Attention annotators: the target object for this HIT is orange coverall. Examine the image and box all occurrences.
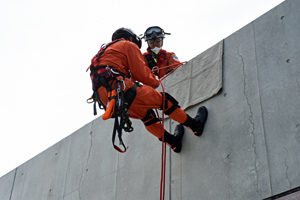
[92,39,188,146]
[143,47,181,79]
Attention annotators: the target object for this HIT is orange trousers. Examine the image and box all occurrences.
[97,78,187,139]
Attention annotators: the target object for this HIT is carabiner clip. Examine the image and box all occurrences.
[122,80,126,91]
[111,68,120,75]
[87,96,94,104]
[116,79,126,92]
[152,66,159,74]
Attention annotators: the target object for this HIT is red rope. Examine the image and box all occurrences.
[155,80,166,200]
[152,61,187,81]
[152,62,185,200]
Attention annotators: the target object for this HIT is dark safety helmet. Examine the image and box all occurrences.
[112,27,142,49]
[142,26,170,41]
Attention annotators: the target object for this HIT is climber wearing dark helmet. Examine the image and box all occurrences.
[88,27,208,153]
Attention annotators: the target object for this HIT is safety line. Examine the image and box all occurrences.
[156,80,166,200]
[153,62,185,200]
[152,61,187,81]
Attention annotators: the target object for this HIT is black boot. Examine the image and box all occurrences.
[172,124,184,153]
[183,106,208,136]
[159,125,184,153]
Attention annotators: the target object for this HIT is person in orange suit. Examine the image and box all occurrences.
[142,26,181,79]
[90,27,208,153]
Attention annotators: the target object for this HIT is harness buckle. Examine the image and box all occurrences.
[105,65,112,77]
[101,43,107,50]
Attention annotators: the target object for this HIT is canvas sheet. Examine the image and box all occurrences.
[160,40,223,111]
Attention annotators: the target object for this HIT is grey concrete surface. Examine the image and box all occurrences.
[1,0,300,199]
[0,169,16,200]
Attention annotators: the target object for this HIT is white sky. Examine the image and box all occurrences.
[0,0,284,178]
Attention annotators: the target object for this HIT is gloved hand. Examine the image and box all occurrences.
[152,76,160,89]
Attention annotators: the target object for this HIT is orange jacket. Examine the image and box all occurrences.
[142,48,181,79]
[92,39,159,89]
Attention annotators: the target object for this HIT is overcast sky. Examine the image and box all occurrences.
[0,0,284,178]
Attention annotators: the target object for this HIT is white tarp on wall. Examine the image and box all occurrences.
[161,40,223,110]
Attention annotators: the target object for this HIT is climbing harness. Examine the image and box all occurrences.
[144,50,167,75]
[86,39,137,153]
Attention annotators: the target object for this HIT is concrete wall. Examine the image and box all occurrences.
[1,0,300,199]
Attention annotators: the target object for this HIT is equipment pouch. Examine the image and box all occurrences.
[102,89,117,120]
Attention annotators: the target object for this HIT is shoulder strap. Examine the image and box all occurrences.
[145,53,157,71]
[92,39,123,65]
[86,39,123,72]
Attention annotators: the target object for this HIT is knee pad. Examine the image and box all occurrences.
[141,109,160,127]
[160,92,180,115]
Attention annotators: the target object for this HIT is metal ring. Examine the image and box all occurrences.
[152,66,159,74]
